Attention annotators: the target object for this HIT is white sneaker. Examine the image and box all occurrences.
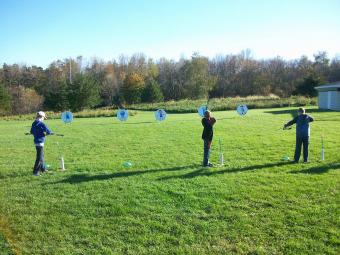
[33,173,40,176]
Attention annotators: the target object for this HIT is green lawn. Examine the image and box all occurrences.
[0,107,339,254]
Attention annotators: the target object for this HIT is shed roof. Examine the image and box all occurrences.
[315,82,340,90]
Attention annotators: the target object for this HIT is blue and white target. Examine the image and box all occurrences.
[61,111,73,123]
[237,105,248,116]
[155,109,167,121]
[198,105,208,117]
[117,109,128,121]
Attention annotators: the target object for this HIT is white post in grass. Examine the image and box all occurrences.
[219,138,224,166]
[321,136,325,161]
[219,152,224,166]
[60,156,65,171]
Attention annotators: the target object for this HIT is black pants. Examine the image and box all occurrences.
[294,136,309,162]
[33,146,45,174]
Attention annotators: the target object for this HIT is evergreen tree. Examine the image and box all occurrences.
[68,73,101,111]
[294,74,320,97]
[44,79,69,111]
[142,79,164,103]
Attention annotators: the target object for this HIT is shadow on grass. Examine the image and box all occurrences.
[112,121,155,125]
[289,163,340,174]
[47,164,201,184]
[216,117,235,121]
[88,121,156,126]
[158,161,293,180]
[44,161,338,184]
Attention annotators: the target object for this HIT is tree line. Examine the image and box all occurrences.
[0,50,339,115]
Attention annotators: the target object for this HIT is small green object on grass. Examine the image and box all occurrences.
[123,162,132,168]
[282,155,290,161]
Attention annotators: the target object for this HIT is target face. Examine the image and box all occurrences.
[198,105,208,117]
[155,109,167,121]
[61,111,73,123]
[237,105,248,116]
[117,109,128,121]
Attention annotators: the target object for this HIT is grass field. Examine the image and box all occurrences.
[0,107,339,254]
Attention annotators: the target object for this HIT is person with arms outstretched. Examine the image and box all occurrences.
[284,107,314,163]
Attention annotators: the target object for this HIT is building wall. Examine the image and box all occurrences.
[330,91,340,110]
[318,91,340,110]
[318,92,328,109]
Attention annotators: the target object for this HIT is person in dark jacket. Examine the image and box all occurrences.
[284,107,314,163]
[30,111,53,176]
[202,110,216,167]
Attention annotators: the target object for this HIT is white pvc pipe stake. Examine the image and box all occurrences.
[321,137,325,161]
[60,157,65,171]
[219,153,224,166]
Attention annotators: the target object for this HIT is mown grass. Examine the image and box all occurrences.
[0,107,339,254]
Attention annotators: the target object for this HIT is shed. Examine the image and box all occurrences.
[314,82,340,110]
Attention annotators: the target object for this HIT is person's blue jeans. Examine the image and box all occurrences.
[294,136,309,162]
[203,139,212,166]
[33,146,45,174]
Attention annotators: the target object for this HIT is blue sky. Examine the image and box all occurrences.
[1,0,340,67]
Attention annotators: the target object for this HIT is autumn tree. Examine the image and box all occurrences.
[122,72,145,104]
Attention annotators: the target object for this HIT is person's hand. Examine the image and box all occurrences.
[283,124,287,130]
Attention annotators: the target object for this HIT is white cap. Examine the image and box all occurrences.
[37,111,47,119]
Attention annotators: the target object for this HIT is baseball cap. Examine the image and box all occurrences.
[37,111,47,119]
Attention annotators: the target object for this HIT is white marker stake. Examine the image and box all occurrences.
[219,138,224,166]
[321,136,325,161]
[60,156,65,171]
[219,153,224,166]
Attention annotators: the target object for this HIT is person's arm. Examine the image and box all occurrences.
[211,117,216,126]
[309,115,314,123]
[42,123,52,135]
[284,116,297,129]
